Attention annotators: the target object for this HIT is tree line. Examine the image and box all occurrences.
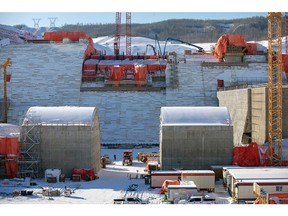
[14,16,287,43]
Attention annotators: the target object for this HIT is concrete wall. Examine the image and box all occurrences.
[0,43,269,145]
[0,43,85,123]
[217,89,251,146]
[251,87,267,144]
[160,125,233,170]
[218,86,288,146]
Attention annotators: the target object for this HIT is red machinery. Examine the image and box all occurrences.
[214,34,247,61]
[134,64,147,87]
[109,65,124,86]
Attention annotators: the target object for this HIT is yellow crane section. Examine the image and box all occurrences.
[267,12,283,166]
[0,58,12,123]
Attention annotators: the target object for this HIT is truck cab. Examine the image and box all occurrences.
[122,150,133,166]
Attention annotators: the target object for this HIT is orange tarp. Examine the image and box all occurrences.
[227,35,246,47]
[214,34,247,60]
[0,137,20,178]
[0,137,20,155]
[232,142,270,167]
[43,32,88,42]
[214,35,228,60]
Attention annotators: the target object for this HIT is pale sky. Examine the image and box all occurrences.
[0,12,267,28]
[0,0,285,27]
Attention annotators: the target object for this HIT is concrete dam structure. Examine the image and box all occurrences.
[0,41,269,145]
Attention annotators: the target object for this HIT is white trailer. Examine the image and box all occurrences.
[225,167,288,200]
[167,181,198,203]
[181,170,215,192]
[235,179,288,201]
[150,170,181,188]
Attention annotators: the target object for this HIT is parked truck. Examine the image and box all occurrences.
[113,197,148,204]
[145,160,160,174]
[122,150,133,166]
[178,195,216,204]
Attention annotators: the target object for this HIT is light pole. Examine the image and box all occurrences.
[1,58,12,123]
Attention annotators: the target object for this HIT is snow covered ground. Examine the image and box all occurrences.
[0,147,230,204]
[0,146,234,216]
[1,146,280,216]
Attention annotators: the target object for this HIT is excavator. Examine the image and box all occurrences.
[161,37,205,57]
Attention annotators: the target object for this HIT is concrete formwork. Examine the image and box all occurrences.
[160,107,234,170]
[218,86,288,146]
[217,88,251,146]
[21,106,101,177]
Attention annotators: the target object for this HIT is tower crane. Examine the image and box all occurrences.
[1,58,12,123]
[267,12,283,166]
[114,12,121,55]
[126,12,131,56]
[113,12,132,56]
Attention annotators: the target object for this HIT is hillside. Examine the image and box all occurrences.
[59,16,271,43]
[3,15,286,45]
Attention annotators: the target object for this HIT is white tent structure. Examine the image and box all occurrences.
[20,106,101,178]
[160,106,233,170]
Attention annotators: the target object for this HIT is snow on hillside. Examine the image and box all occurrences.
[92,36,215,56]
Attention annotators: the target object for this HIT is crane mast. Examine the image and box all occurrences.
[114,12,132,56]
[126,12,131,56]
[114,12,121,55]
[267,12,283,166]
[1,58,12,123]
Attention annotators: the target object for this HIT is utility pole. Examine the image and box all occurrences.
[1,58,12,123]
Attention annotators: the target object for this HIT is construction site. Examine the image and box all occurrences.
[1,12,288,206]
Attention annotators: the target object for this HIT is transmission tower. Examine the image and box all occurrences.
[32,18,41,29]
[126,12,131,55]
[48,17,57,28]
[114,12,132,55]
[267,12,283,166]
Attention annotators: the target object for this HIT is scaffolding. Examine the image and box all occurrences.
[17,114,41,179]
